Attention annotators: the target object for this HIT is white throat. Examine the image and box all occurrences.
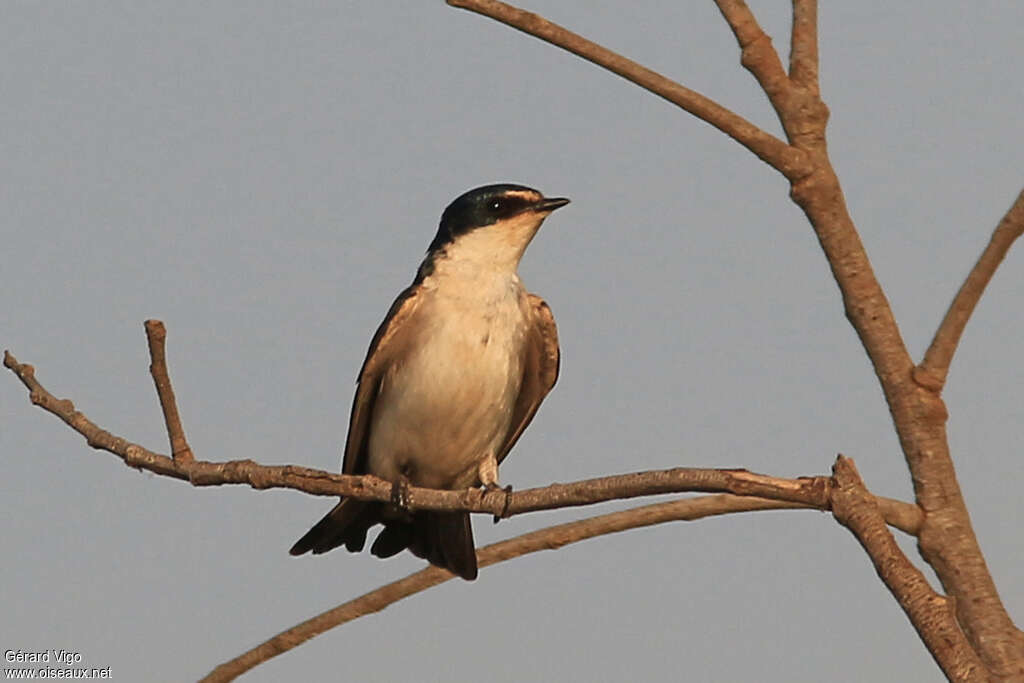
[434,211,545,275]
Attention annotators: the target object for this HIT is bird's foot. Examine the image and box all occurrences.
[390,476,411,512]
[476,453,511,522]
[487,484,513,524]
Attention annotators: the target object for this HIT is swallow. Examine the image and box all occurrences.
[290,183,569,580]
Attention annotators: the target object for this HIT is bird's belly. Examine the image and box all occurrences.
[366,298,526,489]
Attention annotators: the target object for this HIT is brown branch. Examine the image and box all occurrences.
[446,0,808,179]
[202,494,821,682]
[713,0,790,106]
[712,0,828,150]
[830,456,988,682]
[712,3,1021,668]
[144,319,194,464]
[6,338,928,680]
[918,187,1024,391]
[789,0,819,92]
[2,348,922,533]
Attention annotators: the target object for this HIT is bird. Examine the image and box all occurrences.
[290,183,568,580]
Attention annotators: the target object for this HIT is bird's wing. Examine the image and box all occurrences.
[496,294,560,464]
[341,284,423,475]
[289,282,426,557]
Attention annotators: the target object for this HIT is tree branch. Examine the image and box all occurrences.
[712,0,826,148]
[831,456,987,682]
[144,319,194,464]
[789,0,819,92]
[712,0,790,107]
[714,4,1022,668]
[446,0,808,178]
[6,332,931,680]
[2,346,922,533]
[918,187,1024,391]
[202,494,827,682]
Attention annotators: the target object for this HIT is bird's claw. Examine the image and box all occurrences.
[390,477,411,512]
[489,484,513,524]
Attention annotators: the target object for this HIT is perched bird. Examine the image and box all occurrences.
[290,183,568,580]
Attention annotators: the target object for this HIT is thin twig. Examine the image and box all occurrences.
[144,319,194,463]
[713,0,790,103]
[712,0,828,149]
[446,0,807,178]
[918,188,1024,391]
[202,494,819,682]
[830,456,987,681]
[789,0,819,92]
[2,349,922,532]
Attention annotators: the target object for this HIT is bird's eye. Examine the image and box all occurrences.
[489,200,503,213]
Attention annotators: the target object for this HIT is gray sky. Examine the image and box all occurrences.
[3,2,1022,681]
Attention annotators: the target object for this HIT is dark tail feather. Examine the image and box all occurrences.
[409,511,478,581]
[293,503,478,581]
[438,512,478,580]
[370,522,414,558]
[290,499,372,556]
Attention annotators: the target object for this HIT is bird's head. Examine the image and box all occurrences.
[427,184,570,271]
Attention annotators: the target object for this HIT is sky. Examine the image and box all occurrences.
[2,2,1023,681]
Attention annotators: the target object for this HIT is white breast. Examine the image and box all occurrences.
[366,269,530,490]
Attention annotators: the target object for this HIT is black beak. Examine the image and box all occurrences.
[535,196,570,213]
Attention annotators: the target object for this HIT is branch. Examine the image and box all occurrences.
[717,1,1020,665]
[711,0,828,150]
[918,187,1024,390]
[2,347,922,533]
[202,494,820,682]
[446,0,808,178]
[713,0,790,107]
[789,0,819,92]
[831,457,987,681]
[144,320,194,463]
[6,333,928,679]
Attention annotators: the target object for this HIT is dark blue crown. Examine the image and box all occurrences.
[428,183,541,252]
